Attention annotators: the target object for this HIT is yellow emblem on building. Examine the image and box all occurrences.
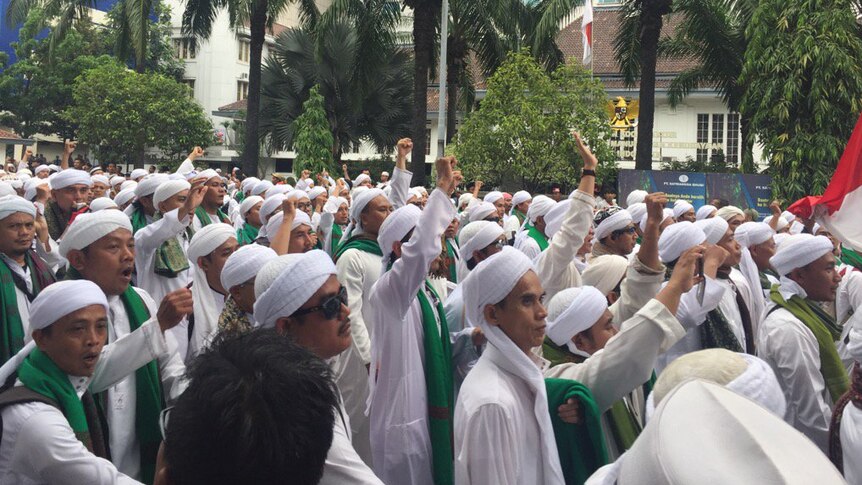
[606,97,639,130]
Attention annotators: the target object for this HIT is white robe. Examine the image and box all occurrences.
[837,269,862,370]
[655,277,725,373]
[758,278,834,452]
[841,404,862,484]
[1,254,33,339]
[533,190,594,302]
[320,396,383,485]
[367,189,455,485]
[514,232,542,261]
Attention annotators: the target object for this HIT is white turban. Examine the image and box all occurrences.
[527,195,556,223]
[461,246,565,482]
[58,210,132,258]
[251,180,273,197]
[241,177,260,193]
[594,208,633,242]
[763,215,789,232]
[197,169,219,182]
[511,190,531,207]
[120,180,137,192]
[353,174,372,187]
[188,223,237,262]
[468,202,497,222]
[546,286,608,355]
[89,166,102,175]
[323,196,348,214]
[735,222,774,249]
[340,188,386,245]
[694,216,728,245]
[350,185,370,200]
[626,190,647,207]
[114,188,137,208]
[34,165,51,175]
[672,200,694,220]
[265,184,292,198]
[254,250,336,328]
[153,179,191,208]
[458,193,474,209]
[0,195,36,220]
[259,194,286,226]
[770,234,834,277]
[29,280,109,333]
[543,200,570,239]
[458,221,504,263]
[378,204,423,270]
[23,178,48,201]
[658,221,706,263]
[89,197,118,212]
[483,191,503,204]
[781,210,796,223]
[240,195,264,218]
[109,176,126,188]
[581,255,629,296]
[135,174,168,198]
[220,244,278,291]
[308,186,327,200]
[789,220,804,235]
[130,168,148,180]
[695,204,716,221]
[286,189,309,202]
[716,205,744,222]
[49,169,92,190]
[91,175,110,186]
[265,210,312,239]
[0,183,15,197]
[624,203,645,229]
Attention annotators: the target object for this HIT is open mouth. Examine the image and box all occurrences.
[121,267,133,280]
[83,353,99,365]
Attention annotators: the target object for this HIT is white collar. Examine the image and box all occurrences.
[68,374,92,398]
[778,276,808,301]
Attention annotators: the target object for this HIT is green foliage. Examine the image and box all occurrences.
[107,0,185,79]
[65,62,213,166]
[293,85,336,175]
[660,152,736,173]
[451,51,616,193]
[740,0,862,201]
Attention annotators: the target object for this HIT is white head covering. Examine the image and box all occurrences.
[462,247,565,483]
[135,174,168,198]
[34,165,51,176]
[29,280,109,333]
[483,191,503,205]
[187,223,237,357]
[266,184,292,198]
[526,195,556,224]
[340,188,386,245]
[789,220,804,235]
[23,178,48,201]
[91,175,110,187]
[353,173,372,187]
[251,180,273,197]
[153,179,191,208]
[468,202,497,222]
[129,168,148,181]
[49,169,92,190]
[763,215,789,232]
[0,183,15,197]
[695,204,716,221]
[716,205,744,223]
[239,195,264,218]
[658,221,706,263]
[542,200,570,239]
[734,221,775,323]
[587,380,844,485]
[781,210,797,223]
[265,210,312,241]
[220,244,278,291]
[770,234,834,277]
[581,255,629,296]
[114,188,137,208]
[58,210,132,258]
[626,203,647,228]
[254,250,336,328]
[377,204,423,271]
[241,177,260,193]
[693,216,729,245]
[258,194,286,226]
[285,189,309,202]
[196,169,219,182]
[0,195,36,220]
[511,190,531,207]
[458,193,474,209]
[308,186,327,201]
[323,196,348,214]
[120,180,137,192]
[188,223,236,263]
[672,200,694,220]
[626,190,648,207]
[546,286,608,355]
[109,176,126,188]
[457,221,505,277]
[594,208,633,241]
[89,197,118,212]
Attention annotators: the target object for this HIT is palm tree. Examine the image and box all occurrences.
[258,14,412,164]
[6,0,98,56]
[182,0,320,178]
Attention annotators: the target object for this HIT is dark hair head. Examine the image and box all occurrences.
[164,329,338,485]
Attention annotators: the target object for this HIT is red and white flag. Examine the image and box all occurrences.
[811,113,862,251]
[582,0,593,66]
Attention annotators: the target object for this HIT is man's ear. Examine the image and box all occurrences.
[197,256,209,272]
[66,249,87,272]
[483,304,499,327]
[275,316,294,335]
[392,241,403,259]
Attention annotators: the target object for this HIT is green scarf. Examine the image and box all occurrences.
[334,235,383,261]
[545,378,609,485]
[700,308,745,353]
[130,204,149,235]
[0,253,55,362]
[759,271,773,291]
[512,208,527,225]
[65,268,164,483]
[525,223,549,251]
[841,247,862,270]
[330,223,344,253]
[194,206,229,227]
[417,281,454,485]
[234,190,245,203]
[445,239,458,283]
[236,223,260,246]
[153,212,192,278]
[770,286,849,401]
[44,200,70,242]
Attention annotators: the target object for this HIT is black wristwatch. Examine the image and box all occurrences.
[582,169,596,177]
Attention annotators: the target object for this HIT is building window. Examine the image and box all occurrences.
[182,79,195,95]
[173,38,196,59]
[711,114,724,162]
[727,113,740,165]
[696,114,709,163]
[238,39,251,63]
[236,80,249,101]
[425,124,432,155]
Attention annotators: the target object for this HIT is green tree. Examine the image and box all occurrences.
[65,61,213,167]
[293,85,336,175]
[740,0,862,201]
[108,0,185,78]
[451,51,615,193]
[182,0,320,178]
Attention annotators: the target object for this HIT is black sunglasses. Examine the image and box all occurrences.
[291,286,348,320]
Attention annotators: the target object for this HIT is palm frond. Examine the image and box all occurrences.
[612,2,643,86]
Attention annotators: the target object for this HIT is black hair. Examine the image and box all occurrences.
[164,329,338,485]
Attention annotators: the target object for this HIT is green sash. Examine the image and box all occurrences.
[330,223,343,252]
[700,308,745,353]
[841,247,862,270]
[194,206,229,227]
[130,204,149,235]
[236,223,260,246]
[525,223,549,251]
[234,190,245,203]
[417,281,454,485]
[512,208,527,225]
[770,286,849,401]
[44,200,70,242]
[445,239,458,283]
[0,253,55,362]
[545,378,609,485]
[153,212,191,278]
[334,235,383,261]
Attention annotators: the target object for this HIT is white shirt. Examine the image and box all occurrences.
[841,404,862,484]
[533,190,594,302]
[320,396,383,485]
[655,277,726,373]
[133,208,192,306]
[367,189,455,485]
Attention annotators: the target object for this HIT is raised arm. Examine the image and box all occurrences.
[269,198,297,255]
[389,138,414,209]
[61,140,75,170]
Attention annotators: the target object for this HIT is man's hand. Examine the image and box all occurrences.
[34,183,50,204]
[64,140,76,154]
[157,288,194,332]
[23,149,33,161]
[188,146,204,160]
[668,245,705,294]
[645,192,668,224]
[572,131,598,171]
[435,156,461,195]
[703,244,729,277]
[282,197,296,221]
[183,179,207,214]
[34,213,49,246]
[769,200,782,216]
[301,169,311,179]
[557,398,582,425]
[397,138,413,158]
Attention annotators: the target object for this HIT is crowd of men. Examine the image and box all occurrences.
[0,133,858,484]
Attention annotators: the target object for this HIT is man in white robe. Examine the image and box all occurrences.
[191,170,231,231]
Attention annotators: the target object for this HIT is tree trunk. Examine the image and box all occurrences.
[242,0,268,178]
[409,2,437,186]
[740,113,755,173]
[446,39,463,145]
[634,0,670,171]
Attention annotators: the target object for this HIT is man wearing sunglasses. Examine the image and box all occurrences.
[591,207,638,259]
[253,250,383,485]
